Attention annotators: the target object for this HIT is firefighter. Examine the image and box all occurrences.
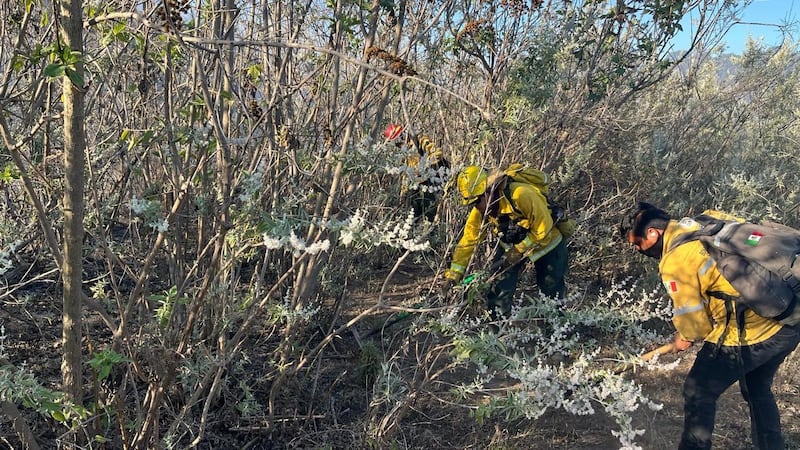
[384,124,450,223]
[619,201,800,450]
[442,166,568,321]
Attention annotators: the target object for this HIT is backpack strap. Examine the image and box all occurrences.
[502,179,571,242]
[503,176,558,217]
[503,178,523,216]
[773,296,799,322]
[667,220,725,252]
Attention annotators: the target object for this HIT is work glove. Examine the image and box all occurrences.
[436,275,457,299]
[489,248,524,274]
[504,248,524,266]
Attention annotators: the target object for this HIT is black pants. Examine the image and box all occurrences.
[679,325,800,450]
[486,239,568,320]
[407,189,439,223]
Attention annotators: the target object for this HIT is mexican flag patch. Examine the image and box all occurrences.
[746,231,764,246]
[665,280,679,293]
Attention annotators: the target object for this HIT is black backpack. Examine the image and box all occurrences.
[669,214,800,326]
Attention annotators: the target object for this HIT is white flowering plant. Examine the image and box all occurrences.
[384,151,452,193]
[129,195,169,233]
[265,294,321,328]
[261,208,429,257]
[0,239,21,276]
[237,161,265,203]
[370,278,677,450]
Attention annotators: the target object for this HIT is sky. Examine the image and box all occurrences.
[671,0,799,54]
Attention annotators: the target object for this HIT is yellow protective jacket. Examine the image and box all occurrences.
[445,181,563,280]
[402,134,449,194]
[659,210,783,346]
[407,135,445,167]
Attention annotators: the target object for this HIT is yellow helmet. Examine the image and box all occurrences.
[457,166,488,206]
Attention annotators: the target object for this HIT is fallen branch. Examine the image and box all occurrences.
[613,342,677,375]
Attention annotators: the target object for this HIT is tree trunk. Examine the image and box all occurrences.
[59,0,86,406]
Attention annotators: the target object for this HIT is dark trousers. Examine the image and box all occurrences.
[486,239,568,320]
[679,325,800,450]
[407,189,439,223]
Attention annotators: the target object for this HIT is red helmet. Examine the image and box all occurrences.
[384,123,404,140]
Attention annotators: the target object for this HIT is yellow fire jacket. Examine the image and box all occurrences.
[407,135,444,167]
[401,135,449,195]
[659,210,783,346]
[445,181,562,280]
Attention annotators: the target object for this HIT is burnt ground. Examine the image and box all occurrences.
[2,261,800,450]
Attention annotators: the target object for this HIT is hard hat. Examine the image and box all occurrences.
[457,166,487,206]
[384,123,404,140]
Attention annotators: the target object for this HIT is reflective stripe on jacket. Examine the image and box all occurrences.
[447,181,562,277]
[659,212,782,346]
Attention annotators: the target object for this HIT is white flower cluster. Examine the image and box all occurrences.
[557,278,672,353]
[192,123,213,146]
[284,296,320,323]
[383,152,452,192]
[415,164,452,193]
[336,209,366,247]
[262,230,331,257]
[597,276,672,322]
[640,352,682,372]
[151,218,169,233]
[419,285,678,449]
[0,240,21,276]
[599,374,663,450]
[0,325,6,358]
[501,354,660,449]
[504,361,578,420]
[327,209,429,252]
[129,196,155,215]
[238,161,265,202]
[130,196,169,232]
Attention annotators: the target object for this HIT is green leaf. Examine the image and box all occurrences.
[112,22,127,37]
[140,129,155,146]
[98,365,112,380]
[50,410,66,422]
[44,63,65,78]
[1,165,20,182]
[11,55,25,72]
[246,64,262,81]
[40,400,62,413]
[68,50,83,63]
[65,68,85,88]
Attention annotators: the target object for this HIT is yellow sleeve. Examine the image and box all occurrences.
[659,239,715,341]
[448,208,485,277]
